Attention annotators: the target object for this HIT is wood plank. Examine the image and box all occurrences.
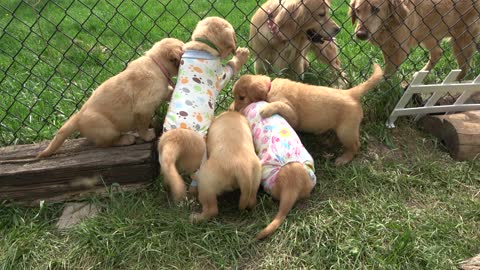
[0,137,159,202]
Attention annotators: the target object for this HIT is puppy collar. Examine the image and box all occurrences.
[149,56,175,88]
[194,37,219,53]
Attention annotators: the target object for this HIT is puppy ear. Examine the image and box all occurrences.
[389,0,409,22]
[220,30,236,58]
[168,48,183,67]
[253,77,271,100]
[349,0,356,25]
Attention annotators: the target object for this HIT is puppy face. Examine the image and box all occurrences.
[275,0,340,41]
[148,38,184,75]
[349,0,409,40]
[191,16,237,58]
[232,75,271,112]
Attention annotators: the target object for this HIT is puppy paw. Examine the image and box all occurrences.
[189,213,205,223]
[259,107,275,119]
[334,154,354,166]
[234,47,250,65]
[114,134,136,146]
[139,129,156,142]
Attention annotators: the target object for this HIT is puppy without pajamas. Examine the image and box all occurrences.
[239,101,316,240]
[233,64,384,166]
[157,17,249,202]
[37,38,184,158]
[190,111,261,223]
[250,0,347,86]
[349,0,480,80]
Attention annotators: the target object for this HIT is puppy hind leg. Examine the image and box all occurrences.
[191,163,220,222]
[236,164,260,211]
[334,121,361,166]
[78,113,128,147]
[190,191,219,223]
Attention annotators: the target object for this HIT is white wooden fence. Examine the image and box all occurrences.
[387,70,480,128]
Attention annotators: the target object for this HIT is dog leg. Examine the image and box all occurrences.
[78,112,127,147]
[254,58,268,74]
[421,40,443,72]
[382,47,407,78]
[259,101,298,128]
[191,164,220,222]
[334,122,361,166]
[227,48,250,76]
[452,37,476,80]
[190,193,218,223]
[312,41,347,88]
[134,111,157,142]
[237,162,261,211]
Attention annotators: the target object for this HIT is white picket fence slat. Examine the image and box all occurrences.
[386,70,480,128]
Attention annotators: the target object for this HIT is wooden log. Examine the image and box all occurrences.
[0,137,158,202]
[418,111,480,161]
[460,253,480,270]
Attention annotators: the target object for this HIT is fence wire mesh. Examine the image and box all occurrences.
[1,0,479,146]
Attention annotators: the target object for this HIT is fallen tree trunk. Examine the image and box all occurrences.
[0,137,158,202]
[419,111,480,161]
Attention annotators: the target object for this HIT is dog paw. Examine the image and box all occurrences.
[259,107,274,119]
[115,134,136,146]
[140,129,156,142]
[235,47,250,63]
[189,213,204,223]
[334,155,353,166]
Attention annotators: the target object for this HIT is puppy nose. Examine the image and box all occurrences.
[333,26,341,36]
[356,30,368,40]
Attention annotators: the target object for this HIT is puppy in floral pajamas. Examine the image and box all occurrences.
[157,16,249,202]
[241,101,316,240]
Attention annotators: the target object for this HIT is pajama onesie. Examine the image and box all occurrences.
[242,101,316,193]
[163,49,234,136]
[162,49,234,187]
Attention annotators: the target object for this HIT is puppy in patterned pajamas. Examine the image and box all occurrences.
[239,101,316,240]
[158,16,249,202]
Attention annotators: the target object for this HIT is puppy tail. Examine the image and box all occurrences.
[256,162,309,240]
[158,130,205,202]
[256,187,298,240]
[37,113,79,158]
[158,140,187,203]
[348,63,384,100]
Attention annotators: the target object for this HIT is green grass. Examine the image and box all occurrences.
[1,0,479,269]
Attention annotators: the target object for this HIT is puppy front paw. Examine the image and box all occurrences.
[139,129,156,142]
[259,107,275,119]
[234,47,250,65]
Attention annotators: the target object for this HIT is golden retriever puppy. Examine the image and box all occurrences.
[239,101,316,240]
[349,0,480,80]
[158,17,249,202]
[37,38,184,158]
[233,64,384,166]
[189,111,261,222]
[250,0,346,85]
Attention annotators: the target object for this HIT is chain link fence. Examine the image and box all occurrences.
[1,0,479,146]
